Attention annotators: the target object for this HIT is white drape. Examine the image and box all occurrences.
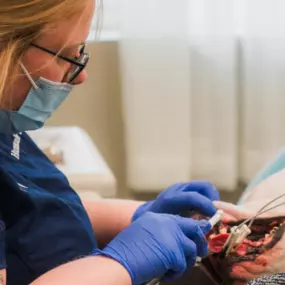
[103,0,285,192]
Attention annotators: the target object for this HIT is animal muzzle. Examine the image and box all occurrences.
[201,216,285,285]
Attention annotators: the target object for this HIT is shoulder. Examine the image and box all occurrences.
[0,132,42,166]
[0,132,38,156]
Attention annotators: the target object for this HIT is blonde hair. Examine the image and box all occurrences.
[0,0,101,102]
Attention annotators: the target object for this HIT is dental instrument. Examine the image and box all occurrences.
[224,199,285,257]
[146,210,224,285]
[224,225,251,257]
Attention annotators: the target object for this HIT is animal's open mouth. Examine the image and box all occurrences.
[200,216,285,284]
[208,217,285,258]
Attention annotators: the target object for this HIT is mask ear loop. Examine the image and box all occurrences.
[19,62,38,90]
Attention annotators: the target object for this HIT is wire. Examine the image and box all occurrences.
[248,193,285,228]
[223,200,285,256]
[237,200,285,229]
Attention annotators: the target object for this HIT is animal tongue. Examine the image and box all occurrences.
[235,244,248,256]
[208,234,250,256]
[208,233,229,253]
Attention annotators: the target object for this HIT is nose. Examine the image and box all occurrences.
[72,69,88,85]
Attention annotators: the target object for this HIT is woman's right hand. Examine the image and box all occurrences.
[92,212,211,285]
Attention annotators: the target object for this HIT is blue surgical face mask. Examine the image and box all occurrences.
[0,63,73,134]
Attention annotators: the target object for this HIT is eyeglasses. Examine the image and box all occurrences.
[30,43,89,82]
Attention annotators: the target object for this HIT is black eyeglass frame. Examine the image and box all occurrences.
[30,42,89,82]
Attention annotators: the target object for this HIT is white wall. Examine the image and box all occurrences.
[47,42,129,198]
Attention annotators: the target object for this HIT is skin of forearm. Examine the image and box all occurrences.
[30,256,131,285]
[83,199,144,248]
[0,270,6,285]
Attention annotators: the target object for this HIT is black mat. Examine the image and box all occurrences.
[161,267,215,285]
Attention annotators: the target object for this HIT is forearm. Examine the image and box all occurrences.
[30,256,131,285]
[83,199,144,247]
[0,270,6,285]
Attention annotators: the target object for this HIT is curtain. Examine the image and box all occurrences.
[102,0,285,192]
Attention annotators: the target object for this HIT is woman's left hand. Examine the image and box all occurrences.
[132,181,220,222]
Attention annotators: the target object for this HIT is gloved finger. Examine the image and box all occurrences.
[166,192,217,217]
[177,217,209,257]
[183,237,199,269]
[162,237,197,282]
[164,182,185,194]
[188,225,208,257]
[180,181,220,201]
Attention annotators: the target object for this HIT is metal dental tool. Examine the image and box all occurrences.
[146,210,224,285]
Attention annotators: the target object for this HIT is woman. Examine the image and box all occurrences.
[0,0,220,284]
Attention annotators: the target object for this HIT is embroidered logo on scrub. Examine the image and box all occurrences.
[11,133,21,160]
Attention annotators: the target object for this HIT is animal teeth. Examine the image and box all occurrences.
[269,226,279,235]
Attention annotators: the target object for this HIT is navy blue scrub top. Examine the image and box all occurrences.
[0,132,97,285]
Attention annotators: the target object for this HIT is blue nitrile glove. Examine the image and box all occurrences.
[132,181,220,222]
[92,212,211,285]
